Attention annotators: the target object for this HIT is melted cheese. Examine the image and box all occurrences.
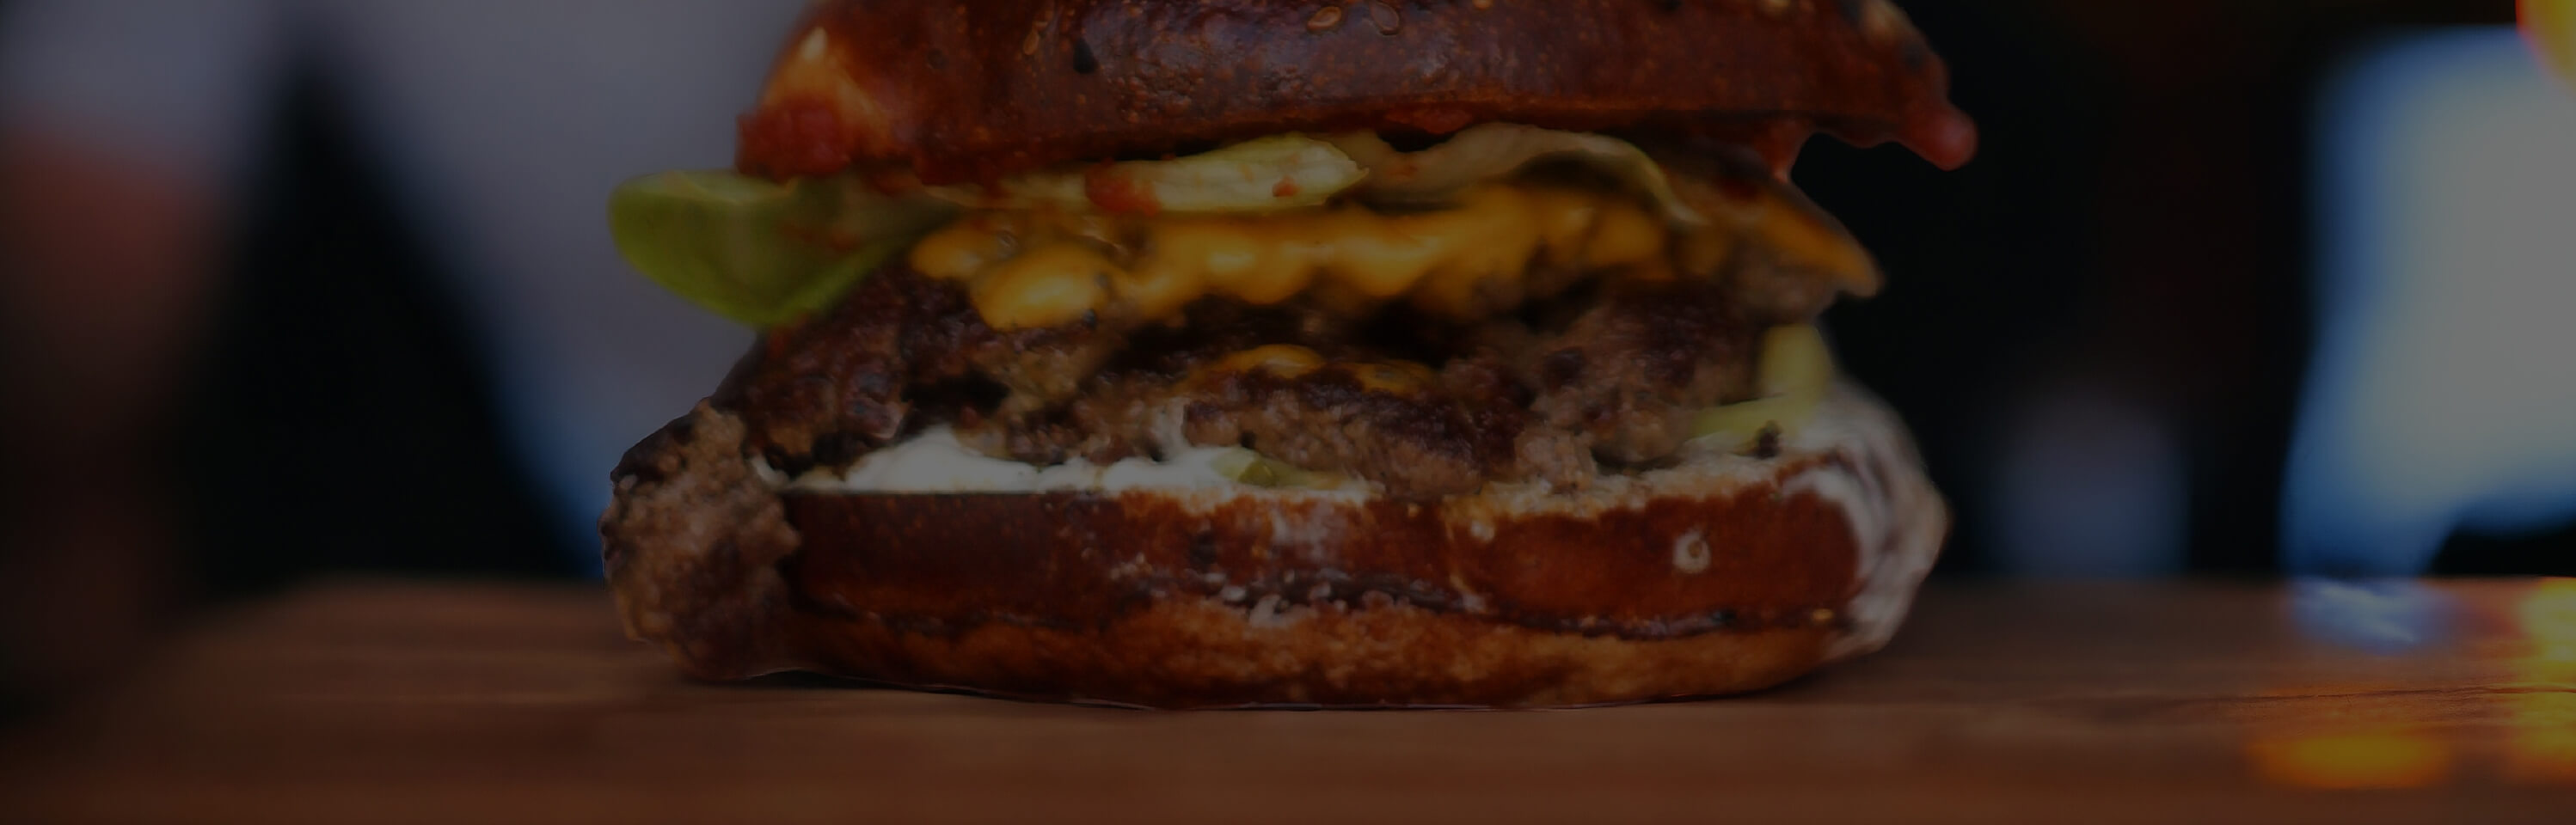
[910,182,1680,329]
[968,244,1115,328]
[897,160,1885,332]
[1349,362,1436,394]
[1214,345,1329,377]
[1199,345,1433,394]
[1752,196,1880,296]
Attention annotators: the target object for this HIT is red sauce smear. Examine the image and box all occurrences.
[1900,103,1980,172]
[737,101,856,180]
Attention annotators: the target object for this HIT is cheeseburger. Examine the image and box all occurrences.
[601,0,1974,707]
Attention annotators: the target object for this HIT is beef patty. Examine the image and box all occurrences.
[723,266,1769,498]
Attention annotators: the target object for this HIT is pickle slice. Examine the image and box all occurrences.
[1209,449,1340,489]
[1690,325,1836,449]
[1328,125,1704,225]
[925,134,1368,215]
[609,170,959,327]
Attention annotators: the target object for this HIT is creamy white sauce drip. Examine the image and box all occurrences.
[1784,384,1948,660]
[772,426,1249,492]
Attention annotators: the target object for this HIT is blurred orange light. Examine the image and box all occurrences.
[2507,694,2576,785]
[2529,0,2576,83]
[2521,578,2576,663]
[2248,731,2453,790]
[2507,579,2576,785]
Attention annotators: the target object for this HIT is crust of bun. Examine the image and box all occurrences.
[602,383,1947,708]
[739,0,1977,181]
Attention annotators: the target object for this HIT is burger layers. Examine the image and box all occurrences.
[602,0,1972,707]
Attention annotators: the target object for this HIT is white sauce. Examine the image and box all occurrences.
[1785,384,1947,660]
[779,426,1247,493]
[764,382,1947,660]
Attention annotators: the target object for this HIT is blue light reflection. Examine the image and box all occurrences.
[2290,578,2452,654]
[2285,28,2576,576]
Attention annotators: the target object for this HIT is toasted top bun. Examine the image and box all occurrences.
[739,0,1978,182]
[601,382,1947,708]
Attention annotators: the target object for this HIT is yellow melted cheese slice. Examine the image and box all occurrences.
[907,179,1874,330]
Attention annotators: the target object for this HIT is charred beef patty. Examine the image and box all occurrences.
[727,266,1769,498]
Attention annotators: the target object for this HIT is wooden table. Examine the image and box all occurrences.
[4,579,2573,823]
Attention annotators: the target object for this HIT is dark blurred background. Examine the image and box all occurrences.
[1816,0,2555,578]
[2,0,2569,709]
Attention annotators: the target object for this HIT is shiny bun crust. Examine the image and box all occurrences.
[739,0,1978,182]
[600,384,1947,708]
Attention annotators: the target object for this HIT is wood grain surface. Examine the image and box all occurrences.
[4,578,2573,823]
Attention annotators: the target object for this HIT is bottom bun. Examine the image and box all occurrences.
[601,382,1948,708]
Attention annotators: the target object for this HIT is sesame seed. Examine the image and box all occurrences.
[1368,1,1401,34]
[1308,5,1344,32]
